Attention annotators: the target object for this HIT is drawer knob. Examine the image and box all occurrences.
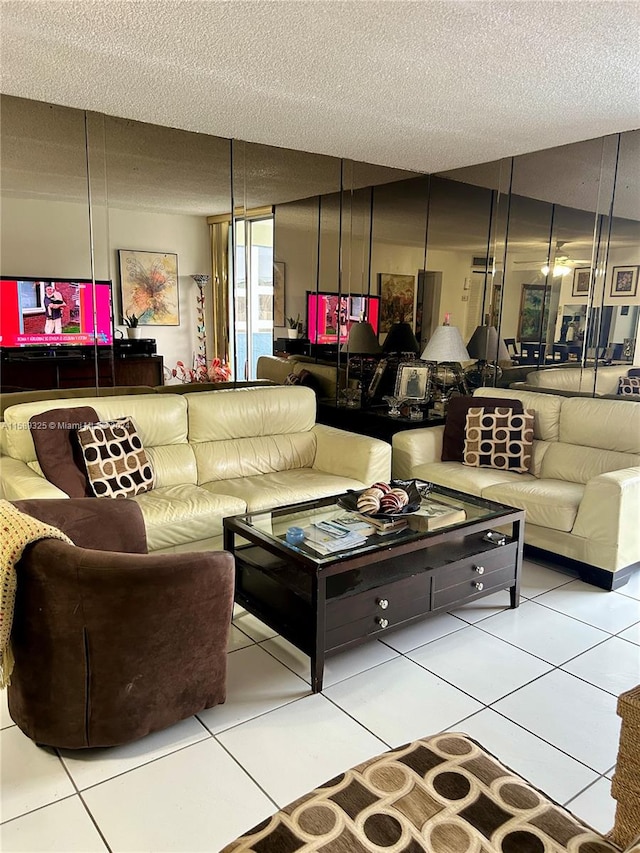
[474,581,484,591]
[474,565,485,575]
[377,598,389,610]
[376,617,389,629]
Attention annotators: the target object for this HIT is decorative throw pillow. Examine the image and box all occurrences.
[76,417,155,499]
[30,406,100,497]
[463,407,534,473]
[284,372,301,385]
[441,396,524,462]
[617,376,640,396]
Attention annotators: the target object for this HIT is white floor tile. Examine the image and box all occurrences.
[408,624,552,704]
[519,560,576,598]
[561,636,640,696]
[0,727,76,823]
[493,669,620,773]
[260,634,398,688]
[455,708,599,806]
[81,738,274,852]
[231,610,278,642]
[1,689,14,729]
[218,693,386,808]
[618,622,640,645]
[566,776,616,834]
[378,611,468,653]
[478,599,609,665]
[228,624,254,652]
[0,796,107,851]
[59,716,210,790]
[535,580,640,633]
[197,645,308,734]
[325,656,482,745]
[449,589,515,623]
[616,570,640,602]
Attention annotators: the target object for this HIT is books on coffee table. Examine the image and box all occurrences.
[407,499,466,532]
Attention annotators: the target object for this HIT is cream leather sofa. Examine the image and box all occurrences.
[393,387,640,589]
[1,386,391,553]
[256,354,347,399]
[513,364,637,397]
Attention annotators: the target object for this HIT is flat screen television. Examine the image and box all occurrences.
[306,292,380,345]
[0,277,114,349]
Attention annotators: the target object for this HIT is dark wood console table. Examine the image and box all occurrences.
[317,400,444,443]
[0,352,164,391]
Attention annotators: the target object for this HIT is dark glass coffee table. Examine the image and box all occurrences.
[223,485,524,692]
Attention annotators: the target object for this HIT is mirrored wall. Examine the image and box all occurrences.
[1,93,638,396]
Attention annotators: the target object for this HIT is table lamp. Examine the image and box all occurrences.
[420,315,470,415]
[465,323,510,388]
[340,321,382,407]
[382,322,420,356]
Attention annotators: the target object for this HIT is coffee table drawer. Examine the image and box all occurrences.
[432,564,515,610]
[326,593,431,649]
[326,573,429,630]
[434,542,517,591]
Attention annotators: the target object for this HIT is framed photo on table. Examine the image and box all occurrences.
[610,266,639,298]
[394,361,430,401]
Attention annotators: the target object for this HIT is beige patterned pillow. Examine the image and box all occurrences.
[617,376,640,396]
[76,417,155,498]
[463,407,534,473]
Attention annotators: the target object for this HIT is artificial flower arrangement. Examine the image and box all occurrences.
[170,357,232,384]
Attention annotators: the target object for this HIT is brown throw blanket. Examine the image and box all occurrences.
[0,500,73,687]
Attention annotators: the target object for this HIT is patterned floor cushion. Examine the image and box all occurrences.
[221,732,621,852]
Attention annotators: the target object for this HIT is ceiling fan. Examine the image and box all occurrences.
[513,241,592,275]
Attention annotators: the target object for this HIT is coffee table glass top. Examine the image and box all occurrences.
[225,484,520,567]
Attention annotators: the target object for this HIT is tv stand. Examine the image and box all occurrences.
[0,348,164,391]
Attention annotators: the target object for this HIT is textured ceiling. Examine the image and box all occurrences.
[1,0,639,174]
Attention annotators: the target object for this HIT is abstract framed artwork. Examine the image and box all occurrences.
[611,266,639,298]
[517,283,550,341]
[378,273,416,334]
[273,261,285,326]
[118,249,179,325]
[572,267,591,298]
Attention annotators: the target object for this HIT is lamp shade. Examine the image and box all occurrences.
[341,321,382,354]
[421,325,470,362]
[466,325,510,363]
[382,322,420,355]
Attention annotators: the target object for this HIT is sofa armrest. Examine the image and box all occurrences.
[311,424,391,485]
[572,466,640,571]
[392,426,445,479]
[0,456,68,500]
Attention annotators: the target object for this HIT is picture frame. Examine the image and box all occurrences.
[572,267,591,298]
[366,357,388,399]
[118,249,179,325]
[378,273,416,334]
[273,261,285,326]
[610,266,639,298]
[517,283,550,341]
[394,361,431,401]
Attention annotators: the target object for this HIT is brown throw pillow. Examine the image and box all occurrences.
[30,406,100,497]
[463,407,534,473]
[441,396,524,462]
[76,417,155,499]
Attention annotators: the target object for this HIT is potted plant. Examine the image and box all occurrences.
[286,314,301,339]
[123,312,142,339]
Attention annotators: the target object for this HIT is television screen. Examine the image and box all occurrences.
[0,278,114,348]
[307,292,380,345]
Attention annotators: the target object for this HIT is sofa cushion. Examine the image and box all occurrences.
[202,469,368,513]
[132,484,246,550]
[559,397,640,454]
[618,376,640,396]
[77,418,156,499]
[441,395,523,462]
[483,479,585,532]
[29,406,99,497]
[463,407,534,473]
[411,461,536,498]
[540,442,640,485]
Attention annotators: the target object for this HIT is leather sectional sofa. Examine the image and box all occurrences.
[392,387,640,589]
[1,385,392,552]
[512,364,639,397]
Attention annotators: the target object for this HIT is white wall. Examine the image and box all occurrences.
[1,196,211,379]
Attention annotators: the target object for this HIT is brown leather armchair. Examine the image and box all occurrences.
[8,499,234,749]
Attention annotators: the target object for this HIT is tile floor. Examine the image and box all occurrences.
[1,557,639,852]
